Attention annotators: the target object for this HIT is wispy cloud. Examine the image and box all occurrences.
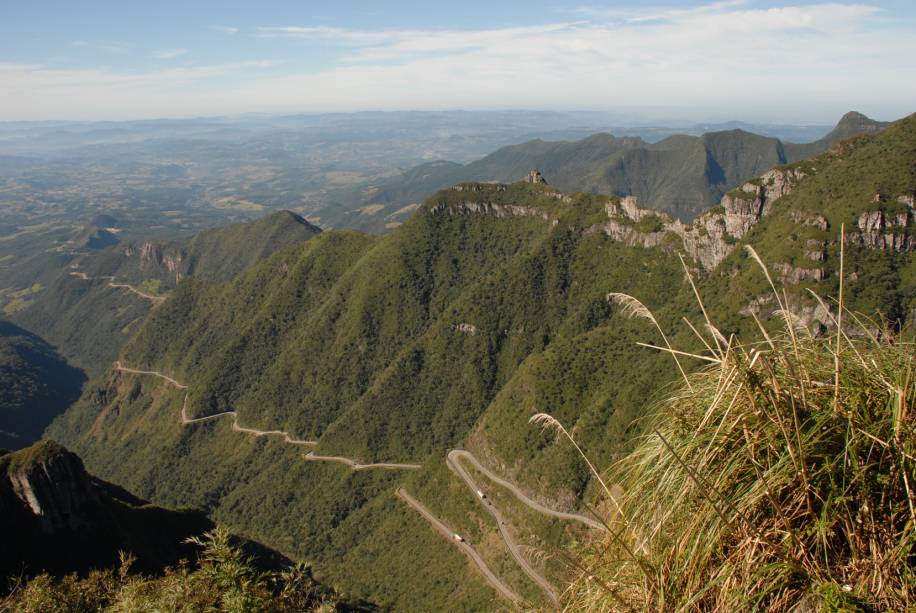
[6,3,915,121]
[209,25,239,35]
[152,48,188,60]
[574,0,751,22]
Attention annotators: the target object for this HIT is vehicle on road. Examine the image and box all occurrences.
[476,490,486,499]
[453,533,464,542]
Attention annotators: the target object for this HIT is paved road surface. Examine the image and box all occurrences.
[449,450,606,531]
[395,488,521,606]
[304,452,420,471]
[447,451,560,605]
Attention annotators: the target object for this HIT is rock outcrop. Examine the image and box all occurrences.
[588,165,809,269]
[453,323,478,335]
[438,163,813,271]
[139,241,162,266]
[720,166,810,237]
[853,193,915,251]
[0,440,213,579]
[772,263,828,284]
[428,199,557,225]
[523,169,548,185]
[1,442,100,534]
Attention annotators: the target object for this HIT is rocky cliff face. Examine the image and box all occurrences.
[124,241,185,283]
[1,440,214,579]
[428,199,557,224]
[522,169,548,184]
[854,193,915,251]
[430,166,912,278]
[588,165,811,269]
[433,167,813,270]
[0,442,101,534]
[137,241,184,273]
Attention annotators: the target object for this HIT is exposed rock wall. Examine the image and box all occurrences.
[428,200,557,225]
[588,165,811,269]
[853,193,916,251]
[1,446,100,534]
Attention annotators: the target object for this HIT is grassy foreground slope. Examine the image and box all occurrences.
[49,115,914,609]
[562,305,914,611]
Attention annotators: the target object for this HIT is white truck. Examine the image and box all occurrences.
[453,533,464,542]
[476,490,486,499]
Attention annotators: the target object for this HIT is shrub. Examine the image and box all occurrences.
[0,527,348,612]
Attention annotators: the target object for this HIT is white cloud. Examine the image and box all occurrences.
[210,25,239,35]
[152,48,188,60]
[575,0,751,22]
[6,3,916,121]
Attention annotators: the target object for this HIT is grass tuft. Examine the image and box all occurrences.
[553,256,915,611]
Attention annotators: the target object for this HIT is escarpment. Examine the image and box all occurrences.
[0,441,212,579]
[1,441,100,534]
[855,193,916,251]
[427,164,814,271]
[587,164,812,269]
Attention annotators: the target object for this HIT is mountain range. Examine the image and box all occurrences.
[44,113,915,609]
[323,111,889,231]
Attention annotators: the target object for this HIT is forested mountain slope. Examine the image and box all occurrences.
[0,321,84,449]
[327,111,889,231]
[7,211,321,376]
[80,210,322,290]
[48,113,914,610]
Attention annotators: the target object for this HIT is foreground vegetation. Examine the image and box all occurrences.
[1,527,365,613]
[559,255,915,611]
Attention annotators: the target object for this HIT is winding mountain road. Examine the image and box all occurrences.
[115,362,600,606]
[449,450,606,532]
[447,451,560,606]
[395,488,521,606]
[69,269,166,303]
[304,452,420,471]
[113,362,421,469]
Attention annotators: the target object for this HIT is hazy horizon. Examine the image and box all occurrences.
[3,0,915,123]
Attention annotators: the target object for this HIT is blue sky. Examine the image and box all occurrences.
[1,0,914,121]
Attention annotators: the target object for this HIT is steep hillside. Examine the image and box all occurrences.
[80,210,322,290]
[0,322,85,449]
[327,112,889,230]
[0,441,368,611]
[784,110,891,160]
[7,210,321,376]
[47,114,915,610]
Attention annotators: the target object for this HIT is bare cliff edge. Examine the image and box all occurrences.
[0,440,212,580]
[425,138,914,334]
[428,164,913,270]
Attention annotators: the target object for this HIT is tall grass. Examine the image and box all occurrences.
[543,252,915,611]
